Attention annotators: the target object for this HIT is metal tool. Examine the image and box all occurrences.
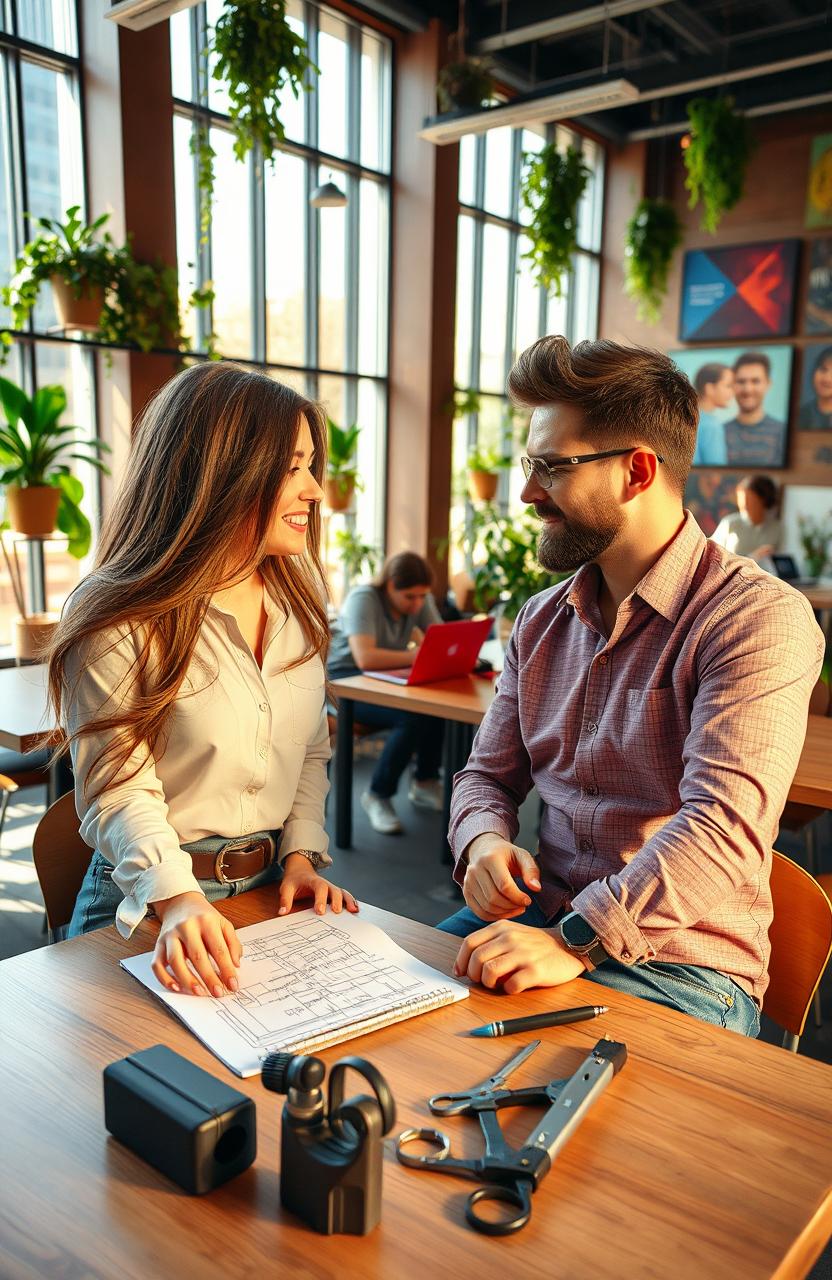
[396,1037,627,1235]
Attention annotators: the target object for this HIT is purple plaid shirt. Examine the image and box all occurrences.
[449,513,824,1002]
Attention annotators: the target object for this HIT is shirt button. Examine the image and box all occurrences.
[247,786,257,796]
[586,785,598,796]
[579,839,593,852]
[586,721,598,734]
[259,701,269,712]
[598,655,608,666]
[258,746,267,758]
[622,949,631,960]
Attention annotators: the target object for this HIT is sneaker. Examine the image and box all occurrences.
[361,791,403,834]
[408,779,444,812]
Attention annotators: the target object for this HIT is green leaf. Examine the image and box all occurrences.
[0,376,28,429]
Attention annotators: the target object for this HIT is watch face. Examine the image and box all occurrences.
[561,913,597,949]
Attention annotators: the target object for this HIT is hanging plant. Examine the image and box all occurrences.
[623,197,684,324]
[193,0,319,234]
[682,96,754,234]
[520,144,590,298]
[436,58,493,113]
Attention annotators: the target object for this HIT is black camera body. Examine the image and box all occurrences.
[262,1052,395,1235]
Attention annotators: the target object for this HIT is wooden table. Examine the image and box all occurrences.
[0,662,53,752]
[1,888,830,1280]
[331,669,832,847]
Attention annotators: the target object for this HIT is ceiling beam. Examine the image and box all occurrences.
[627,89,832,141]
[472,0,673,54]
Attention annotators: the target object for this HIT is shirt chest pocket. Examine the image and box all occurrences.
[620,687,687,792]
[284,657,325,745]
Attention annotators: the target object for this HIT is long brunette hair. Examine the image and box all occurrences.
[48,361,329,793]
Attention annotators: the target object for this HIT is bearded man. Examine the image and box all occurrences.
[439,335,823,1035]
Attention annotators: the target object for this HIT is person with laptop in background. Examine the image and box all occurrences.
[440,336,823,1034]
[710,474,782,563]
[328,552,445,834]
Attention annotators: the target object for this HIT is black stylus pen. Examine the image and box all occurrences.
[469,1004,608,1037]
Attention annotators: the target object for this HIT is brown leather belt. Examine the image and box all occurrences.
[188,835,277,884]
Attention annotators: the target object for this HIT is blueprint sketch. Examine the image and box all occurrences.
[121,908,468,1076]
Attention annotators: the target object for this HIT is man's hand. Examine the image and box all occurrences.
[462,832,541,922]
[453,920,585,994]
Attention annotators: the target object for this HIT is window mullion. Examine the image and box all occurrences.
[304,1,319,393]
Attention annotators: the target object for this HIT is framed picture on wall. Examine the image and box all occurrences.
[684,472,749,537]
[805,133,832,229]
[796,342,832,430]
[670,345,793,469]
[679,240,799,342]
[805,237,832,334]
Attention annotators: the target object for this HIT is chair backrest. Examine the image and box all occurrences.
[765,850,832,1043]
[32,791,91,932]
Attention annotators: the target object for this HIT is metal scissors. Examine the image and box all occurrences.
[396,1038,627,1236]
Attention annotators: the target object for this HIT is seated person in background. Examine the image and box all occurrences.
[691,361,731,466]
[798,345,832,430]
[328,552,445,835]
[710,474,782,562]
[441,335,824,1035]
[51,363,357,993]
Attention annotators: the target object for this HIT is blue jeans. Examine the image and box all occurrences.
[437,900,760,1037]
[351,700,445,799]
[67,848,283,937]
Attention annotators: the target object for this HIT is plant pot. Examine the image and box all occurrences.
[325,476,355,513]
[13,612,60,661]
[468,470,499,503]
[50,276,105,331]
[6,484,61,536]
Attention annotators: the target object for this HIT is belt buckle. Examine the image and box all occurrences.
[214,835,274,885]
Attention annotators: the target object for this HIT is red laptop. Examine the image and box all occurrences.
[364,617,492,686]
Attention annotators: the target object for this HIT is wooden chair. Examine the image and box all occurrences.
[765,850,832,1052]
[31,791,91,942]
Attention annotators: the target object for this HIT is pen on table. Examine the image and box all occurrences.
[469,1005,609,1037]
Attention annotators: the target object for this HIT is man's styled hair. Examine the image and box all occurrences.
[694,362,731,396]
[508,335,699,497]
[733,351,772,377]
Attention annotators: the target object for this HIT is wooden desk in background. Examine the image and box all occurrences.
[331,667,832,849]
[1,889,830,1280]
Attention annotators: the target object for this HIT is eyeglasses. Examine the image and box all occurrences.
[520,448,664,490]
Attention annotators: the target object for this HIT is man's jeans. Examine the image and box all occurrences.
[438,898,760,1037]
[352,701,444,799]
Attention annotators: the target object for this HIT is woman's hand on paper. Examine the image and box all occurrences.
[150,891,242,998]
[278,854,359,917]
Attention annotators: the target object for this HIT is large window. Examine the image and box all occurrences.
[451,124,604,568]
[0,0,98,654]
[171,0,392,592]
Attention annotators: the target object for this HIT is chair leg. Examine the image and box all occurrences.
[805,823,817,877]
[781,1030,800,1053]
[0,788,8,846]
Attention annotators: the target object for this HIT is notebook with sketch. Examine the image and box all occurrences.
[365,617,492,686]
[121,909,468,1077]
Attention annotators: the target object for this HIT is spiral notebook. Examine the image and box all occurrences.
[121,908,468,1077]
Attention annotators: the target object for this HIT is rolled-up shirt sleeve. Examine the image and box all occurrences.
[448,624,535,886]
[572,589,825,964]
[64,628,203,939]
[279,705,332,867]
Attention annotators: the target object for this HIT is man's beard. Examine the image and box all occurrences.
[535,493,623,572]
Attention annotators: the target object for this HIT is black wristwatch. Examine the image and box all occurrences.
[555,912,610,971]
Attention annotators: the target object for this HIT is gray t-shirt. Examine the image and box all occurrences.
[327,584,442,678]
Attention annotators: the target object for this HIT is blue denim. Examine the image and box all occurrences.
[437,899,760,1037]
[351,700,445,799]
[67,845,283,938]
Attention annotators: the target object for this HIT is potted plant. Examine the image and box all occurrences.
[2,206,214,357]
[462,507,569,643]
[798,513,832,580]
[466,442,511,503]
[192,0,319,231]
[436,56,493,113]
[623,198,684,324]
[334,527,380,583]
[325,418,361,513]
[0,376,109,555]
[682,96,754,234]
[521,144,590,298]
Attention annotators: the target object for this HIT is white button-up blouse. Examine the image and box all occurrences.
[63,589,331,939]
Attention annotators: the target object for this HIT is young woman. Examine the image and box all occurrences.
[49,362,357,998]
[710,474,781,562]
[327,552,445,835]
